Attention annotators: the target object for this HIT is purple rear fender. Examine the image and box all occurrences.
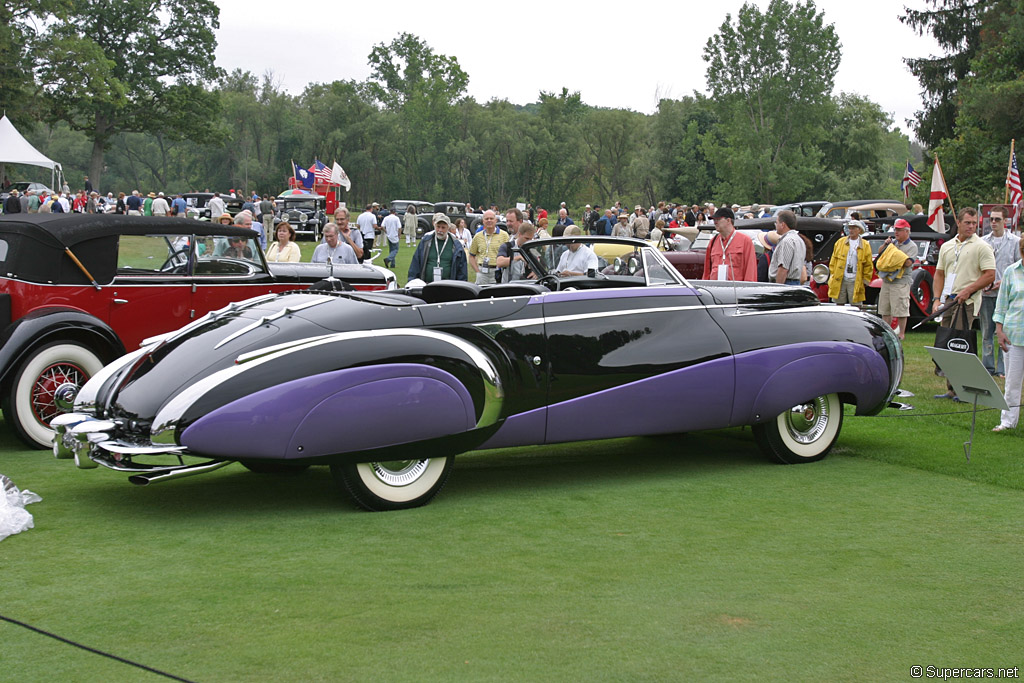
[180,364,477,459]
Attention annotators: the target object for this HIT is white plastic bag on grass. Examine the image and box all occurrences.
[0,474,42,542]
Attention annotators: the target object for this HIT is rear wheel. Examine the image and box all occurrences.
[331,457,454,511]
[4,342,105,449]
[752,393,843,464]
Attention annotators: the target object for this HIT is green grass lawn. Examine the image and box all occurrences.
[2,334,1022,680]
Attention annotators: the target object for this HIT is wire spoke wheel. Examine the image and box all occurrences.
[4,343,105,449]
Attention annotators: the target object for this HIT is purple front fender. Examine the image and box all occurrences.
[180,364,476,459]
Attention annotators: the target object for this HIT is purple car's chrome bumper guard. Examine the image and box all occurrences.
[51,412,228,485]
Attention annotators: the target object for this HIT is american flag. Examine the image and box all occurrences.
[901,162,922,198]
[311,159,332,184]
[1007,151,1022,229]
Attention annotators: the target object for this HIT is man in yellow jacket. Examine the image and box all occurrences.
[827,220,874,304]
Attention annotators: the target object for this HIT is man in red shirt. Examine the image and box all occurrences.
[701,207,757,281]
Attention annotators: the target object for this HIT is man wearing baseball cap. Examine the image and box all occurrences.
[408,212,468,284]
[876,218,919,339]
[703,207,757,281]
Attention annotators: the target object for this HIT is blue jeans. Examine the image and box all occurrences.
[386,240,399,267]
[980,295,1004,374]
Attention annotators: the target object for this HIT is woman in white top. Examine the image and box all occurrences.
[452,217,472,249]
[265,221,301,262]
[404,205,419,246]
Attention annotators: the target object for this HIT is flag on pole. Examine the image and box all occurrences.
[901,162,922,199]
[331,161,352,191]
[1006,151,1022,229]
[311,159,332,184]
[292,161,314,189]
[926,157,949,232]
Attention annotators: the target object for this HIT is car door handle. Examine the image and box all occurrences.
[113,298,128,304]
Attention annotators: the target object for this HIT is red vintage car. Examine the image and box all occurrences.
[0,213,396,448]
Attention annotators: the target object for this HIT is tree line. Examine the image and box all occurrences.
[902,0,1024,207]
[6,1,918,211]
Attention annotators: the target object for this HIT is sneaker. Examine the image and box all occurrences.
[933,392,955,400]
[992,425,1011,432]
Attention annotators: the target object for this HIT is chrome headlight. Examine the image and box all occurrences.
[812,263,830,284]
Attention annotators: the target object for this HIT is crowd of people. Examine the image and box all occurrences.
[1,182,186,217]
[5,181,1023,433]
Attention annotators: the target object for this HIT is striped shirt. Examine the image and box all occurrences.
[768,230,805,282]
[993,259,1024,345]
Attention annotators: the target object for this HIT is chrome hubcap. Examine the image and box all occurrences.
[785,397,830,444]
[368,460,430,486]
[32,363,88,426]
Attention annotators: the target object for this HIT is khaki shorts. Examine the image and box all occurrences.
[878,280,912,317]
[833,278,858,305]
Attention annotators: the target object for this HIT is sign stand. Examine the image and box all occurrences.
[926,347,1009,461]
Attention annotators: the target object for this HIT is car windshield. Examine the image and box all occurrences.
[691,229,716,249]
[520,237,685,286]
[283,200,318,211]
[195,237,263,273]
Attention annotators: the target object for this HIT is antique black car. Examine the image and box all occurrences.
[55,237,902,511]
[181,193,244,220]
[0,213,396,449]
[274,193,328,240]
[414,202,488,235]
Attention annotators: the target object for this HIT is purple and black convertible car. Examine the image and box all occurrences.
[53,237,902,510]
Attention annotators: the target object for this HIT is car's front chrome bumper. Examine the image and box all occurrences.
[51,413,229,484]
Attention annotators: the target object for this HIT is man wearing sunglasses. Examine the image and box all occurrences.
[981,207,1021,377]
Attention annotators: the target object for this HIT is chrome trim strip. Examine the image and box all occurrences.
[473,303,708,330]
[141,294,280,348]
[731,304,869,318]
[212,298,329,350]
[234,334,337,364]
[152,328,504,443]
[97,441,188,455]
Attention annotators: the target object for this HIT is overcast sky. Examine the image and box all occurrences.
[214,0,941,140]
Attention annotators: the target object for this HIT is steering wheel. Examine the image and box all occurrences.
[160,249,190,273]
[536,273,560,291]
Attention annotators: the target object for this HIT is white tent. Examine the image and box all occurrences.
[0,114,64,190]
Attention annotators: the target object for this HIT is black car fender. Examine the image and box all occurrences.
[0,307,125,388]
[152,328,508,461]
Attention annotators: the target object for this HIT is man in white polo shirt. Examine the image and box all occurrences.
[555,226,598,276]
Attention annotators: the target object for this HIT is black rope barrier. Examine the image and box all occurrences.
[0,613,197,682]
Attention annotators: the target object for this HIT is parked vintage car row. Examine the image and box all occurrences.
[0,214,395,449]
[658,214,955,324]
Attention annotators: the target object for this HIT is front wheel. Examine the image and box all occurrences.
[331,457,454,511]
[3,342,106,449]
[752,393,843,464]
